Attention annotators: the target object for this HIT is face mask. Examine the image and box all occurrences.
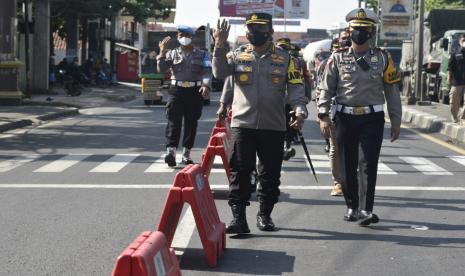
[340,39,352,48]
[350,29,372,45]
[246,30,270,46]
[178,37,192,46]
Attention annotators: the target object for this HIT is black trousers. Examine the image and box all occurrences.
[335,111,385,212]
[228,127,285,206]
[165,86,203,149]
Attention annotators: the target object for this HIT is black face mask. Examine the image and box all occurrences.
[339,39,352,48]
[246,30,270,46]
[350,29,372,45]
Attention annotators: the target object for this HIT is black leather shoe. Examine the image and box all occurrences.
[226,204,250,234]
[182,157,194,165]
[164,153,176,167]
[343,209,358,221]
[256,215,276,231]
[358,210,379,226]
[283,148,296,161]
[226,218,250,234]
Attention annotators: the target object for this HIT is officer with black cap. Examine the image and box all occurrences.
[157,25,212,167]
[213,13,308,234]
[318,8,402,226]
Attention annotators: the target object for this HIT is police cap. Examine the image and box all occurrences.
[176,25,195,36]
[345,8,379,27]
[245,13,272,25]
[276,38,291,49]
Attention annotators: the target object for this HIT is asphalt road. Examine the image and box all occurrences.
[1,94,465,276]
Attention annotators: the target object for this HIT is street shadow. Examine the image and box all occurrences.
[237,227,465,249]
[375,195,465,212]
[180,248,295,275]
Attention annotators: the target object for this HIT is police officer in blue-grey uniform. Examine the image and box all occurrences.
[318,8,402,226]
[213,13,308,234]
[157,25,212,167]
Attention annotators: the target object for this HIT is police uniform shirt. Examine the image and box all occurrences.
[318,47,402,128]
[213,44,308,132]
[158,47,212,85]
[448,48,465,86]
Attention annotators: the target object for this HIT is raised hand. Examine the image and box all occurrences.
[159,36,172,55]
[213,19,231,48]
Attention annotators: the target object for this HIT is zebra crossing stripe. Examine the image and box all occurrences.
[378,162,397,175]
[399,156,453,175]
[0,154,40,173]
[303,155,397,175]
[144,154,183,173]
[90,154,140,173]
[34,154,91,173]
[449,156,465,167]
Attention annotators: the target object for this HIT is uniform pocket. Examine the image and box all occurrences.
[269,67,286,89]
[191,58,203,73]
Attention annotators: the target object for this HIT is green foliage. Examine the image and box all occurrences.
[425,0,465,11]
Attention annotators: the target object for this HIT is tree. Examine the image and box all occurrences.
[425,0,465,11]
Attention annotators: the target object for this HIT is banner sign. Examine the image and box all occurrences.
[380,0,414,40]
[219,0,309,19]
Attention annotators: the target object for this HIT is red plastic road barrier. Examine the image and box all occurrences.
[112,231,181,276]
[201,132,232,182]
[157,164,226,268]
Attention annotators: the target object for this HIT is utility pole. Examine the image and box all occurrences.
[0,0,23,105]
[416,0,430,105]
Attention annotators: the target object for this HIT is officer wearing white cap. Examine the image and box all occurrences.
[157,25,212,167]
[213,13,308,234]
[318,8,402,226]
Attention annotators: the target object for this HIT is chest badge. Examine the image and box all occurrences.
[370,56,379,63]
[239,74,249,82]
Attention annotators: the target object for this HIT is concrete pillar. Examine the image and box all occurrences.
[88,21,99,59]
[0,0,23,105]
[32,0,50,93]
[65,13,79,60]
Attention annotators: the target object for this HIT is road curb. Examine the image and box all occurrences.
[401,106,465,143]
[0,108,80,133]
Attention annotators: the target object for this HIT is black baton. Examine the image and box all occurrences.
[290,111,319,183]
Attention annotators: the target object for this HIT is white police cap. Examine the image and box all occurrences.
[345,8,379,27]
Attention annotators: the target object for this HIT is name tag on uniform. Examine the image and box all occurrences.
[235,64,252,72]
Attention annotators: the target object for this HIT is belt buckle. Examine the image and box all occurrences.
[353,106,366,115]
[180,81,190,88]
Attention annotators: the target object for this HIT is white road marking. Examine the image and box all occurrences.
[171,207,196,256]
[1,184,465,191]
[145,154,182,173]
[449,156,465,167]
[34,154,91,173]
[399,156,453,175]
[378,161,397,175]
[90,154,140,173]
[0,154,40,173]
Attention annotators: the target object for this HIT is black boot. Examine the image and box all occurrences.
[226,204,250,234]
[257,203,276,231]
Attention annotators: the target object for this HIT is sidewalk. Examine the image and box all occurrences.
[400,97,465,143]
[0,83,139,133]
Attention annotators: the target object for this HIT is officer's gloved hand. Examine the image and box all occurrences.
[199,86,210,98]
[217,103,228,121]
[289,111,305,130]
